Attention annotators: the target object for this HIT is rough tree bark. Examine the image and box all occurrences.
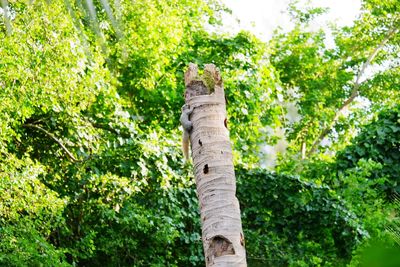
[183,63,247,267]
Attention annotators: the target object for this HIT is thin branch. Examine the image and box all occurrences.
[307,25,399,156]
[0,0,12,35]
[24,123,78,162]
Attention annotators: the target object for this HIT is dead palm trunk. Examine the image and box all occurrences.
[182,64,247,266]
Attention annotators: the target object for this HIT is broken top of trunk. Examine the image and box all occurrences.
[184,63,225,103]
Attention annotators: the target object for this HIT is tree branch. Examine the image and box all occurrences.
[0,0,12,35]
[307,25,399,156]
[24,123,78,162]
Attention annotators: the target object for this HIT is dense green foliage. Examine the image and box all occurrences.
[237,168,366,266]
[0,0,399,266]
[336,105,400,196]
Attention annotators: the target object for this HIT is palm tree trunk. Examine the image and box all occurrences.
[184,64,247,267]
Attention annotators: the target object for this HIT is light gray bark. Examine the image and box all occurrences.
[184,64,247,267]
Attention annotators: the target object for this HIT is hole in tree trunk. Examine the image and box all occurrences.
[203,164,209,174]
[206,235,235,265]
[186,80,209,98]
[199,139,202,146]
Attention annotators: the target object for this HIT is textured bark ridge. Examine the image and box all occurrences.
[184,63,247,267]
